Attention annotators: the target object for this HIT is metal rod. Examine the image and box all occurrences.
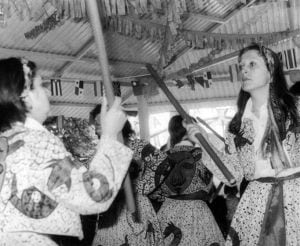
[86,0,136,214]
[146,64,236,185]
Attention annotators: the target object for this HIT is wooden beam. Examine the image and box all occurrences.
[43,77,100,84]
[166,28,300,78]
[187,12,226,24]
[119,16,165,30]
[54,38,95,76]
[165,51,238,79]
[114,73,150,80]
[205,0,257,32]
[86,0,136,217]
[137,95,150,140]
[124,96,237,109]
[122,89,133,102]
[163,46,192,70]
[50,101,96,107]
[121,12,226,30]
[0,46,149,66]
[0,47,95,63]
[50,94,237,109]
[191,51,239,74]
[43,76,134,86]
[163,1,256,71]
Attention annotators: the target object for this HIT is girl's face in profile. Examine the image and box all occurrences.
[239,50,271,93]
[22,63,51,123]
[28,74,51,123]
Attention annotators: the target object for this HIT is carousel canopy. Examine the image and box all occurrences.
[0,0,300,118]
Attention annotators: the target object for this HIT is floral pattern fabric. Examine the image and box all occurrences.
[45,116,98,168]
[156,145,225,246]
[128,140,224,245]
[129,139,168,196]
[0,118,132,245]
[158,199,225,246]
[92,193,164,246]
[201,115,300,246]
[92,138,164,246]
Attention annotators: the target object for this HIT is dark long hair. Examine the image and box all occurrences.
[0,58,36,132]
[168,115,186,148]
[228,43,298,146]
[289,82,300,96]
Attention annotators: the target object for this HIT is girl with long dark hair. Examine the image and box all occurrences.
[156,115,225,245]
[185,43,300,245]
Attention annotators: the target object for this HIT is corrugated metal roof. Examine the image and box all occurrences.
[0,0,299,118]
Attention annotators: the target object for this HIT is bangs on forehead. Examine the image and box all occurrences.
[238,49,264,62]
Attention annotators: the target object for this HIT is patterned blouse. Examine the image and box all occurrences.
[0,117,132,245]
[201,98,300,184]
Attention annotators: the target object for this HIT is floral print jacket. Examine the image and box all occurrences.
[201,117,300,185]
[0,117,132,239]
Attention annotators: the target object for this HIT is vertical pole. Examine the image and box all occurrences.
[137,95,150,141]
[86,0,136,214]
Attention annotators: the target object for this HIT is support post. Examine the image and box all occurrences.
[86,0,136,215]
[137,95,150,141]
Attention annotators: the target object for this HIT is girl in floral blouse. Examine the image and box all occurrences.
[0,57,133,245]
[185,43,300,246]
[157,115,225,246]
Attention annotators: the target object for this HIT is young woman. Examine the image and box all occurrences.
[156,115,225,245]
[0,57,132,245]
[185,43,300,245]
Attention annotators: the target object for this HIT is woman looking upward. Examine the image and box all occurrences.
[185,43,300,245]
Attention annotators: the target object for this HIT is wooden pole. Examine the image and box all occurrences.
[86,0,136,214]
[196,117,225,143]
[137,95,150,140]
[146,64,236,185]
